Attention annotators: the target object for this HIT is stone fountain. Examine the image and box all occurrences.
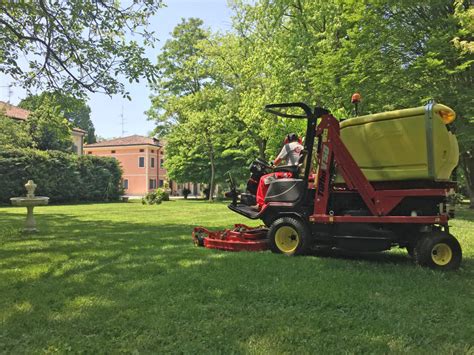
[10,180,49,233]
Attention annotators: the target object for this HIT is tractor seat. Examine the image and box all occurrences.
[273,149,307,178]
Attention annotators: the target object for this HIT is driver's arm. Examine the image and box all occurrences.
[274,144,288,166]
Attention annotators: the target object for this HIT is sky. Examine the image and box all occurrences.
[0,0,233,139]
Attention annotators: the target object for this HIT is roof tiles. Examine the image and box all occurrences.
[85,135,161,148]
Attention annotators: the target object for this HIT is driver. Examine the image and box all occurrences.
[254,133,303,210]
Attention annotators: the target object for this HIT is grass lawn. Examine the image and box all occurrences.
[1,200,473,353]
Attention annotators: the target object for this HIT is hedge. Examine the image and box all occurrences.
[0,148,123,203]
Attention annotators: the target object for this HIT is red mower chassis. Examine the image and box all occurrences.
[192,224,269,252]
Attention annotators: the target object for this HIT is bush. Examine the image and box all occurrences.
[0,148,123,203]
[142,188,168,205]
[159,188,170,201]
[142,190,162,205]
[182,188,191,199]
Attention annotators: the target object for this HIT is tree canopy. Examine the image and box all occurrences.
[0,114,30,149]
[149,0,473,201]
[19,92,96,143]
[26,97,73,152]
[0,98,73,152]
[0,0,162,97]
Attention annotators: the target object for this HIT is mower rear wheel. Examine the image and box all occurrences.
[268,217,311,256]
[414,231,462,270]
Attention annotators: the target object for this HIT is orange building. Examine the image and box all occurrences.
[84,135,166,196]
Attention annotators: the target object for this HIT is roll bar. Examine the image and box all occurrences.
[264,102,331,183]
[265,102,329,120]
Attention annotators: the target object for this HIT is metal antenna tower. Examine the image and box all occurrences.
[120,103,126,137]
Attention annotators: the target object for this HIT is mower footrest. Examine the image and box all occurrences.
[228,204,261,219]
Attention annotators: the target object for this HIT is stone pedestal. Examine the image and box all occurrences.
[10,180,49,234]
[25,206,38,233]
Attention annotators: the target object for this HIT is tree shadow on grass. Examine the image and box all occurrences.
[0,210,473,353]
[450,205,474,222]
[308,247,413,265]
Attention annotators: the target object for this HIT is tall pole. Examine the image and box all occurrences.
[120,103,126,137]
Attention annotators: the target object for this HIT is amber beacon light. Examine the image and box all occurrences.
[438,109,456,124]
[351,92,361,116]
[351,92,361,103]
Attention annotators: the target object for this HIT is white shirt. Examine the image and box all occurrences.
[276,141,303,165]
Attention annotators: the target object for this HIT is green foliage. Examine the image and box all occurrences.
[149,0,473,202]
[147,18,210,137]
[0,1,161,97]
[0,148,123,203]
[19,92,96,143]
[26,98,73,152]
[141,188,169,205]
[0,114,30,149]
[160,188,170,202]
[148,19,248,199]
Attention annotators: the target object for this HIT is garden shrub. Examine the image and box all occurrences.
[142,190,161,205]
[142,188,169,205]
[159,188,170,201]
[0,148,123,203]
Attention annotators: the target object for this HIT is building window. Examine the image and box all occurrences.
[160,159,164,167]
[139,149,144,152]
[139,157,145,167]
[159,179,164,187]
[87,151,92,155]
[151,157,155,168]
[149,179,157,189]
[123,179,129,190]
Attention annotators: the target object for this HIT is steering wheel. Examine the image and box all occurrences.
[255,158,273,169]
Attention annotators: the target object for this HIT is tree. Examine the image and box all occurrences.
[0,1,161,97]
[232,0,474,202]
[149,1,473,203]
[148,19,216,200]
[164,86,247,200]
[147,18,210,137]
[19,92,96,143]
[26,98,72,152]
[0,114,30,149]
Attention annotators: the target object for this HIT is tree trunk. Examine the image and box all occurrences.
[461,151,474,208]
[258,138,267,161]
[208,144,215,202]
[209,157,215,201]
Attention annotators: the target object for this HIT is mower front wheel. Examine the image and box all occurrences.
[414,231,462,270]
[268,217,312,256]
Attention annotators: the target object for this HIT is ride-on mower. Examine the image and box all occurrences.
[193,102,462,270]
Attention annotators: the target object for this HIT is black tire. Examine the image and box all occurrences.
[268,217,312,256]
[414,231,462,270]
